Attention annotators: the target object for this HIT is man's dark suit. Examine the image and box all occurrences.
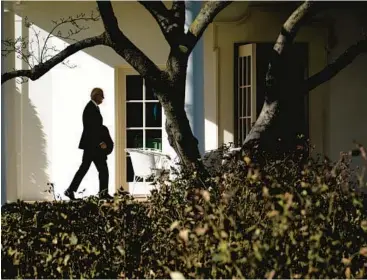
[67,100,110,196]
[79,100,103,150]
[101,125,114,156]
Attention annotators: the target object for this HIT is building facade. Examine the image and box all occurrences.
[1,1,366,203]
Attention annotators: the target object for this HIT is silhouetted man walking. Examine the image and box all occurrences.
[65,88,113,200]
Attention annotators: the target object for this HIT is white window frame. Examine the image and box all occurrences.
[236,44,257,145]
[125,77,162,151]
[116,67,166,196]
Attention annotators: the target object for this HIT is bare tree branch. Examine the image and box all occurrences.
[306,38,367,91]
[2,11,100,76]
[138,1,175,44]
[264,0,324,101]
[185,1,232,52]
[273,1,319,56]
[242,1,324,151]
[1,33,106,84]
[2,37,34,68]
[41,11,100,60]
[97,0,162,81]
[171,0,185,31]
[138,1,187,47]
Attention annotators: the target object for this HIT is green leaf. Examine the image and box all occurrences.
[46,254,52,263]
[170,271,186,280]
[69,232,78,245]
[170,221,180,231]
[116,245,125,256]
[63,254,70,266]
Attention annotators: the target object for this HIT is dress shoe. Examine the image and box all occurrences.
[64,189,76,200]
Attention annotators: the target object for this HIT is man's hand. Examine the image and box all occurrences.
[99,142,107,149]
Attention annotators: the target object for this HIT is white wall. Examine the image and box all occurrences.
[326,6,367,165]
[3,1,174,201]
[3,12,115,200]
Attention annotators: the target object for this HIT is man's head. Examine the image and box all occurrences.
[90,87,104,105]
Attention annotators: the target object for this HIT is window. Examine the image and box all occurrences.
[235,44,257,146]
[125,75,162,182]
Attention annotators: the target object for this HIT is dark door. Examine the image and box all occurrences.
[235,42,309,150]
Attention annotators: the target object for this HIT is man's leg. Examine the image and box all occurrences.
[93,156,110,198]
[67,150,92,194]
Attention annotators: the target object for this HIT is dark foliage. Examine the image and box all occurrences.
[2,152,367,279]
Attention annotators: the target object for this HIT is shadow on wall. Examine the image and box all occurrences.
[22,92,52,201]
[6,83,52,201]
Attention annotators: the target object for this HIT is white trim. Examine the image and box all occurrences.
[237,43,257,144]
[214,47,220,148]
[116,67,165,195]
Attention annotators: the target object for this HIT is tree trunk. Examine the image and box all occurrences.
[150,48,209,180]
[242,100,280,153]
[243,95,306,161]
[154,87,208,180]
[242,2,318,160]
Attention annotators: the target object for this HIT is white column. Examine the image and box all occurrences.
[1,7,21,204]
[185,1,205,155]
[1,2,7,204]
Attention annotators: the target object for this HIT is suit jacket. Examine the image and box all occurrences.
[78,100,103,150]
[101,125,114,156]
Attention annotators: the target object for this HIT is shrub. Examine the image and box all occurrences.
[2,152,367,279]
[1,194,149,279]
[140,152,367,279]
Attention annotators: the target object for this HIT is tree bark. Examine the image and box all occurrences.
[241,1,366,161]
[156,48,208,178]
[306,38,367,92]
[242,1,321,158]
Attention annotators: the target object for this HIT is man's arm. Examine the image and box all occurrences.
[83,105,103,148]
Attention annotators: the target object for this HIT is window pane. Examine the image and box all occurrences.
[127,130,143,148]
[239,57,243,87]
[146,129,162,151]
[146,103,162,127]
[146,85,158,101]
[126,156,134,182]
[126,75,143,100]
[246,118,251,136]
[127,103,143,127]
[247,56,251,85]
[239,90,242,118]
[238,118,242,144]
[241,57,246,86]
[247,87,251,117]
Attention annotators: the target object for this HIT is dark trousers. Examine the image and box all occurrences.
[68,149,109,195]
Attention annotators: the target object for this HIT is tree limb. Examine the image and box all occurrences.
[171,1,185,32]
[273,1,319,56]
[306,38,367,91]
[40,11,100,61]
[138,1,173,43]
[96,0,162,81]
[185,1,232,52]
[264,0,323,101]
[242,1,324,151]
[1,33,106,84]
